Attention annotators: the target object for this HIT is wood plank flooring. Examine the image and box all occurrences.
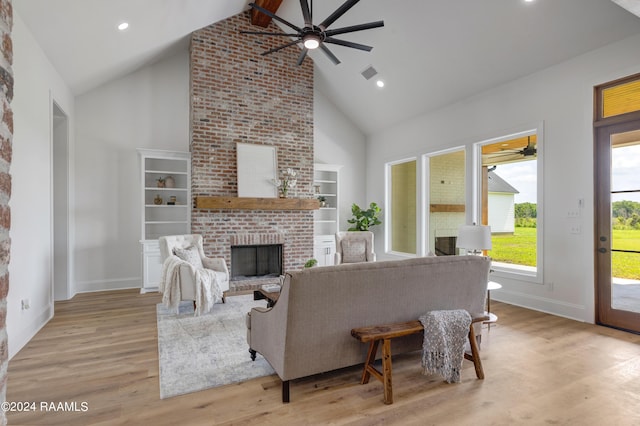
[6,289,640,425]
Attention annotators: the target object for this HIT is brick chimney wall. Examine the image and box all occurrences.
[190,11,315,283]
[0,1,12,424]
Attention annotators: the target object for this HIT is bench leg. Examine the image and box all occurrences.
[381,338,393,405]
[361,340,380,384]
[359,338,394,404]
[466,325,485,379]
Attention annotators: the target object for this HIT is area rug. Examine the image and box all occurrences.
[156,294,275,399]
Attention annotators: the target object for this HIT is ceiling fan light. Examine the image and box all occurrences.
[303,35,320,50]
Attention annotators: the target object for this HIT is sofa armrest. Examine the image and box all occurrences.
[334,252,342,264]
[201,256,229,274]
[246,285,290,377]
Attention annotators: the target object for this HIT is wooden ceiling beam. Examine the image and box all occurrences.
[251,0,285,28]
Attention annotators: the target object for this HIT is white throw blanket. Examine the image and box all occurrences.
[419,309,472,383]
[159,256,223,316]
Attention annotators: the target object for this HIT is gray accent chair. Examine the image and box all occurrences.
[334,231,376,264]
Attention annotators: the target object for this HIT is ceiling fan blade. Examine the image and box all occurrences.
[324,21,384,37]
[319,0,360,29]
[297,48,309,66]
[324,37,373,52]
[300,0,312,27]
[248,2,302,32]
[240,31,301,36]
[262,39,301,55]
[320,44,341,65]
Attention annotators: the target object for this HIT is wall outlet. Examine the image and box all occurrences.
[547,281,554,291]
[21,299,30,310]
[570,224,582,234]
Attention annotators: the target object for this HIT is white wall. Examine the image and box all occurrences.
[314,89,366,231]
[9,13,75,359]
[74,50,190,293]
[367,33,640,323]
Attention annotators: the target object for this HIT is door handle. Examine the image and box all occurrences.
[598,248,607,253]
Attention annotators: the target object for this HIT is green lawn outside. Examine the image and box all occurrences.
[490,227,640,280]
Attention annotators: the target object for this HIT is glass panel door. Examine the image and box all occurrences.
[610,131,640,314]
[596,124,640,332]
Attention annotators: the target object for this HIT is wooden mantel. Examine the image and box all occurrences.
[195,196,320,211]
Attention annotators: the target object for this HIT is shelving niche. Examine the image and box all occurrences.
[313,164,341,266]
[138,149,191,292]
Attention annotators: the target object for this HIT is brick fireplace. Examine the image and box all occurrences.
[189,11,315,291]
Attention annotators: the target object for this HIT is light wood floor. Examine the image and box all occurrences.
[7,289,640,425]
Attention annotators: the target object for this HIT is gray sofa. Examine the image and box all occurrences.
[246,255,491,402]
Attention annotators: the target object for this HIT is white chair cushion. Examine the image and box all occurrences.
[173,246,203,269]
[341,239,367,263]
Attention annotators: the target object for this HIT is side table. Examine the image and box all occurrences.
[484,281,502,327]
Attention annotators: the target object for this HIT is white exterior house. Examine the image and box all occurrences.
[487,171,519,234]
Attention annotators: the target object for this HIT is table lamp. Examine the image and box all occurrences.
[456,224,492,255]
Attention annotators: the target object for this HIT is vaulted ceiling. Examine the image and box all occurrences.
[14,0,640,135]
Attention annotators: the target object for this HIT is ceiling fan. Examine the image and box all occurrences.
[501,137,537,157]
[482,136,537,166]
[241,0,384,66]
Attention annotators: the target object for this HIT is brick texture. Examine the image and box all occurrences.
[0,1,11,424]
[190,11,314,287]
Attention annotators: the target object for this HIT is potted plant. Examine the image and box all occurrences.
[304,258,318,268]
[347,202,382,231]
[156,177,166,188]
[317,196,327,207]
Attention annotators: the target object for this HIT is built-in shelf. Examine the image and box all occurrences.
[195,196,320,211]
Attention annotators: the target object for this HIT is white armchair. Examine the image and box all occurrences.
[334,231,376,264]
[158,234,229,313]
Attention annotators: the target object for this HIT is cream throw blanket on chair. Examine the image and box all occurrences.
[159,256,223,316]
[419,309,472,383]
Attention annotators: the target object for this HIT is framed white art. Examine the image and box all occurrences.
[236,142,278,197]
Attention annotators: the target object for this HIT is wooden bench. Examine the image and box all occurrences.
[350,315,489,404]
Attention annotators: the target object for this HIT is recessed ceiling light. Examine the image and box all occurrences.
[524,0,534,2]
[118,22,129,31]
[376,80,385,88]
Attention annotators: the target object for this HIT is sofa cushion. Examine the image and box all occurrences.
[341,239,367,263]
[173,246,203,269]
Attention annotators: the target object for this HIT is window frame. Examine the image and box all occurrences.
[474,123,545,284]
[385,157,418,257]
[422,146,467,257]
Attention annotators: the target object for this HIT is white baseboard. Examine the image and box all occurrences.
[75,277,141,294]
[9,302,53,360]
[493,288,589,323]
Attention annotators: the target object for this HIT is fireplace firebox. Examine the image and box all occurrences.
[231,244,283,280]
[435,236,457,256]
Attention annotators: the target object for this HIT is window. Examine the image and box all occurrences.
[476,127,543,281]
[386,159,417,255]
[425,149,466,256]
[600,75,640,119]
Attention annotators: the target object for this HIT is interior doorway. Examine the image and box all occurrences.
[52,101,70,301]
